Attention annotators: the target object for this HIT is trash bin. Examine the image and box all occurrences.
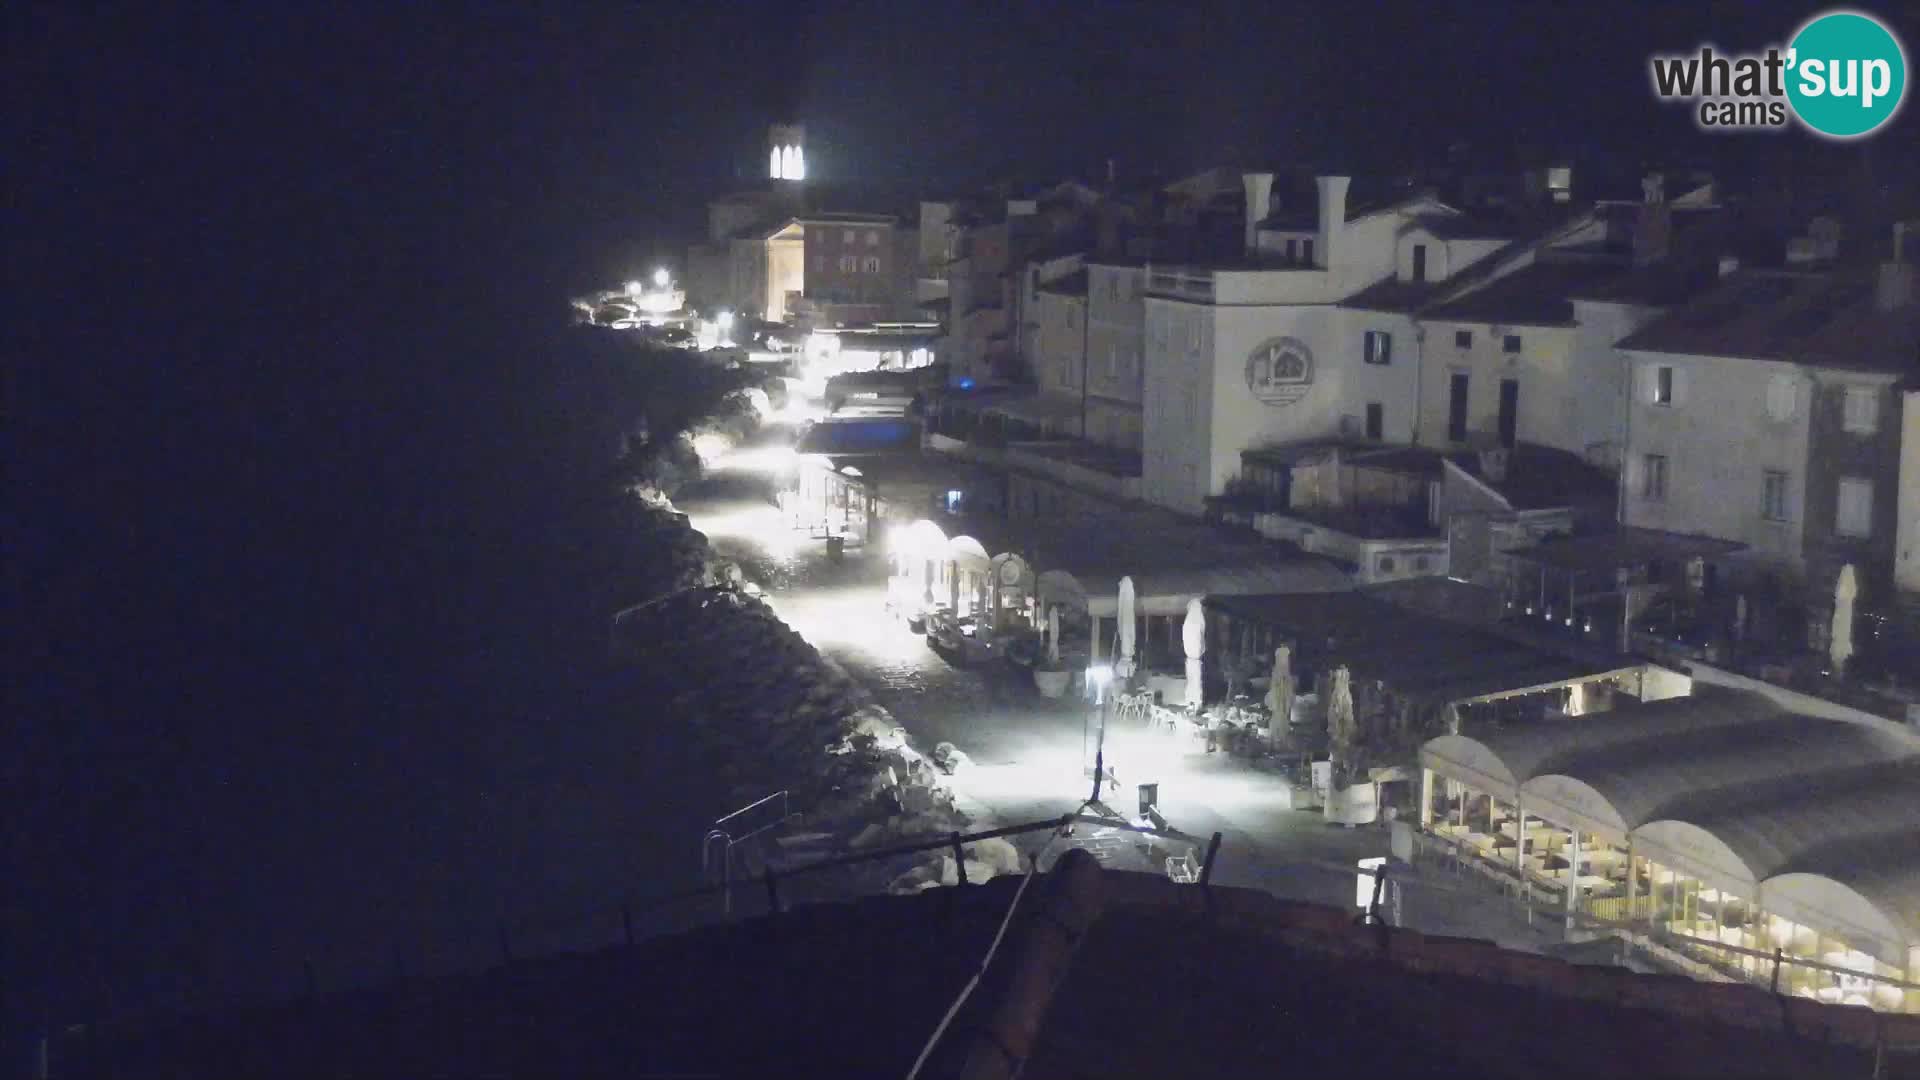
[826,535,845,561]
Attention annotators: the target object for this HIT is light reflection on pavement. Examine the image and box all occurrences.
[677,427,1569,952]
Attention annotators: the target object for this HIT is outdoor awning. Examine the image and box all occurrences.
[1418,691,1920,961]
[1502,527,1747,575]
[1044,562,1351,618]
[982,392,1085,430]
[1206,590,1631,704]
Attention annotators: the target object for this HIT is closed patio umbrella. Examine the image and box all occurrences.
[1264,645,1294,751]
[1182,598,1205,709]
[1830,564,1856,675]
[1117,575,1137,679]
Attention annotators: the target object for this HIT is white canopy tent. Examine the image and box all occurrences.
[1419,689,1920,969]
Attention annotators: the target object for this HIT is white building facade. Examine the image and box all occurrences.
[1140,174,1483,516]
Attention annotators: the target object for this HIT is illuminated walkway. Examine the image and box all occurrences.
[675,429,1569,953]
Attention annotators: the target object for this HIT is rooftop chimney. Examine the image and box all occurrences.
[1316,175,1350,272]
[1877,222,1915,311]
[1632,173,1671,267]
[1242,172,1274,255]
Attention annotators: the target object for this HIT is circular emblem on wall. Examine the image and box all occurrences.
[1245,337,1314,407]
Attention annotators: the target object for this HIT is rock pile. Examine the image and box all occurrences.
[613,504,968,860]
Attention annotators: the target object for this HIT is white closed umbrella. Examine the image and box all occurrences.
[1182,598,1205,708]
[1046,606,1061,666]
[1265,646,1294,728]
[1830,564,1857,675]
[1327,665,1355,785]
[1117,576,1137,679]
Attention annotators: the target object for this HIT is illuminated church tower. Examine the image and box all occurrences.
[768,123,806,182]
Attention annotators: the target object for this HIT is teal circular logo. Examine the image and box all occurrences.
[1786,11,1907,138]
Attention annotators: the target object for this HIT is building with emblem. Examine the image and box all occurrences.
[1141,173,1475,514]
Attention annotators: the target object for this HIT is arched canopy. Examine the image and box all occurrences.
[1762,871,1913,967]
[1762,826,1920,965]
[946,535,990,572]
[1419,688,1920,962]
[1420,733,1521,803]
[1631,820,1761,898]
[1638,765,1920,900]
[1519,774,1632,845]
[894,518,948,559]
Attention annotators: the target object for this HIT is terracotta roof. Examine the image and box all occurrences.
[1340,208,1605,317]
[1616,268,1920,374]
[1422,259,1630,327]
[1446,443,1617,511]
[1410,212,1525,240]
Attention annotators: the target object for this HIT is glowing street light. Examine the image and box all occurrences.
[653,267,671,289]
[716,309,734,330]
[1085,663,1117,803]
[625,280,644,299]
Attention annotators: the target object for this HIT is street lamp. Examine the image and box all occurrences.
[625,280,644,299]
[653,267,671,289]
[1085,664,1114,803]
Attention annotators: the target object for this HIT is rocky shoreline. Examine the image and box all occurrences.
[614,439,1018,898]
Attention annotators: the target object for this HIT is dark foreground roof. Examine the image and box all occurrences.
[57,855,1918,1078]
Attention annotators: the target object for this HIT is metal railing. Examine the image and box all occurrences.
[703,790,796,915]
[44,812,1225,1077]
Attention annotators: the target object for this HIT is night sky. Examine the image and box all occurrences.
[8,0,1918,1045]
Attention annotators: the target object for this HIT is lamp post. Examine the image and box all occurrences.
[1085,663,1113,803]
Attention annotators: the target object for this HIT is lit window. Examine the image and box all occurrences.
[1363,330,1393,365]
[866,230,879,246]
[1642,454,1668,501]
[863,256,881,273]
[1454,329,1472,349]
[1842,386,1879,434]
[839,255,855,273]
[1652,365,1675,406]
[843,230,856,244]
[1502,334,1522,354]
[1761,470,1789,521]
[1837,477,1873,537]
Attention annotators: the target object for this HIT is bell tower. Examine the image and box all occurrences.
[768,124,806,182]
